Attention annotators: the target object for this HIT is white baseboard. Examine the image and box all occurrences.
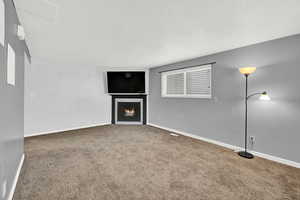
[25,123,109,138]
[7,154,25,200]
[250,150,300,168]
[148,123,300,168]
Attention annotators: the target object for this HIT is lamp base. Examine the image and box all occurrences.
[238,151,254,159]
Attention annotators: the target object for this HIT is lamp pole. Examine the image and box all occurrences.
[245,74,248,153]
[238,74,254,159]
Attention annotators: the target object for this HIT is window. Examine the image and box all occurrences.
[161,64,212,98]
[7,44,15,86]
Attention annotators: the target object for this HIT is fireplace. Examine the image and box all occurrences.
[115,99,142,124]
[111,95,147,125]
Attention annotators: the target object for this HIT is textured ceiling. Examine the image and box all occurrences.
[14,0,300,68]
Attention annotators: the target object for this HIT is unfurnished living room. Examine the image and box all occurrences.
[1,0,300,200]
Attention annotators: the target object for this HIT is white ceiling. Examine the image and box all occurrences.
[14,0,300,68]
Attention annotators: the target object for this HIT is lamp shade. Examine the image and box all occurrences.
[259,93,271,101]
[239,67,256,75]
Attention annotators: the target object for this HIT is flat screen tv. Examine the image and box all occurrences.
[107,71,145,94]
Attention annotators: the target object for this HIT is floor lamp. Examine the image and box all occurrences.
[238,67,270,159]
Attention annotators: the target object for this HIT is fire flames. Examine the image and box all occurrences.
[124,108,135,117]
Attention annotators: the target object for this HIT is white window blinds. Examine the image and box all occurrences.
[161,65,212,98]
[166,73,184,95]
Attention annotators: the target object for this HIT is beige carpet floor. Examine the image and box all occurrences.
[14,125,300,200]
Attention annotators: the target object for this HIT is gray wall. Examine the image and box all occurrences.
[0,0,30,199]
[24,58,111,136]
[149,34,300,163]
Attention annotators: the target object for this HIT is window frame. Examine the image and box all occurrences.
[161,65,212,99]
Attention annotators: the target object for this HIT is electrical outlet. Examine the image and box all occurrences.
[249,136,255,145]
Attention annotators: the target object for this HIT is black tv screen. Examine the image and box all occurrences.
[107,71,145,93]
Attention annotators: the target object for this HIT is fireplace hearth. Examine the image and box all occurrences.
[111,95,147,125]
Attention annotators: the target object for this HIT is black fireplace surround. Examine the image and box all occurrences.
[111,95,147,124]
